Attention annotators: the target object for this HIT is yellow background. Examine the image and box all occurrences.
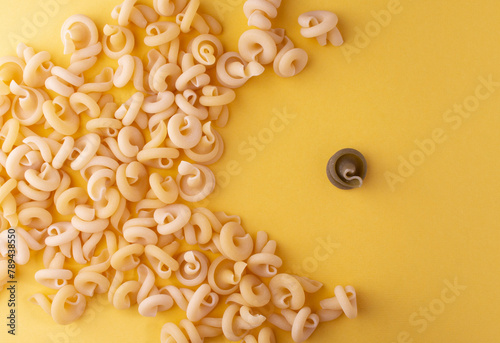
[1,0,500,342]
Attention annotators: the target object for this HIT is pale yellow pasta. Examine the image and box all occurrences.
[123,217,158,245]
[318,285,357,321]
[219,222,253,262]
[71,205,110,234]
[34,252,73,290]
[289,307,320,343]
[175,250,209,286]
[175,52,210,91]
[113,54,146,91]
[161,319,202,343]
[273,36,308,78]
[238,29,277,65]
[176,161,215,202]
[115,161,149,202]
[176,0,200,33]
[243,0,281,30]
[0,56,25,95]
[216,52,264,89]
[110,242,144,271]
[68,133,101,170]
[10,81,47,126]
[43,96,80,136]
[145,21,181,47]
[247,252,282,278]
[153,0,187,17]
[112,0,158,28]
[269,273,306,310]
[142,91,175,114]
[154,204,191,235]
[242,327,276,343]
[77,67,114,93]
[184,122,224,165]
[207,256,246,295]
[167,113,202,149]
[103,24,135,59]
[221,303,252,341]
[150,173,179,204]
[151,63,182,93]
[21,48,54,88]
[189,34,223,66]
[61,14,99,54]
[298,11,344,46]
[145,243,180,279]
[175,89,207,119]
[239,274,271,308]
[185,283,219,322]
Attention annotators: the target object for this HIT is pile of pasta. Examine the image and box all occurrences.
[0,0,356,342]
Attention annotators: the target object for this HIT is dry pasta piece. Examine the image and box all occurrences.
[103,24,135,59]
[298,11,344,46]
[269,273,306,310]
[238,29,277,65]
[154,0,188,17]
[189,34,223,66]
[112,0,158,28]
[208,256,246,295]
[273,36,308,78]
[176,161,215,202]
[318,285,357,321]
[61,14,100,54]
[175,250,209,287]
[216,52,264,89]
[243,0,282,30]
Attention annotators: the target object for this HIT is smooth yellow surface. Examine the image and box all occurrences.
[1,0,500,342]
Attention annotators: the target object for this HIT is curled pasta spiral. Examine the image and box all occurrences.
[10,81,47,126]
[189,34,223,66]
[43,96,80,135]
[298,11,343,46]
[175,250,209,287]
[61,15,100,54]
[242,327,276,343]
[238,29,277,65]
[239,274,271,308]
[222,304,266,341]
[273,36,308,78]
[185,283,219,322]
[103,24,135,59]
[18,44,54,88]
[161,319,203,343]
[175,89,207,120]
[216,52,264,89]
[269,307,319,343]
[149,173,179,204]
[0,56,25,95]
[318,285,357,321]
[34,252,72,290]
[184,122,224,165]
[153,0,188,17]
[176,161,215,202]
[243,0,282,30]
[113,54,146,91]
[175,52,210,91]
[116,161,149,202]
[112,0,159,28]
[269,273,305,310]
[154,204,191,235]
[208,256,246,295]
[219,222,253,262]
[167,113,202,149]
[144,242,180,279]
